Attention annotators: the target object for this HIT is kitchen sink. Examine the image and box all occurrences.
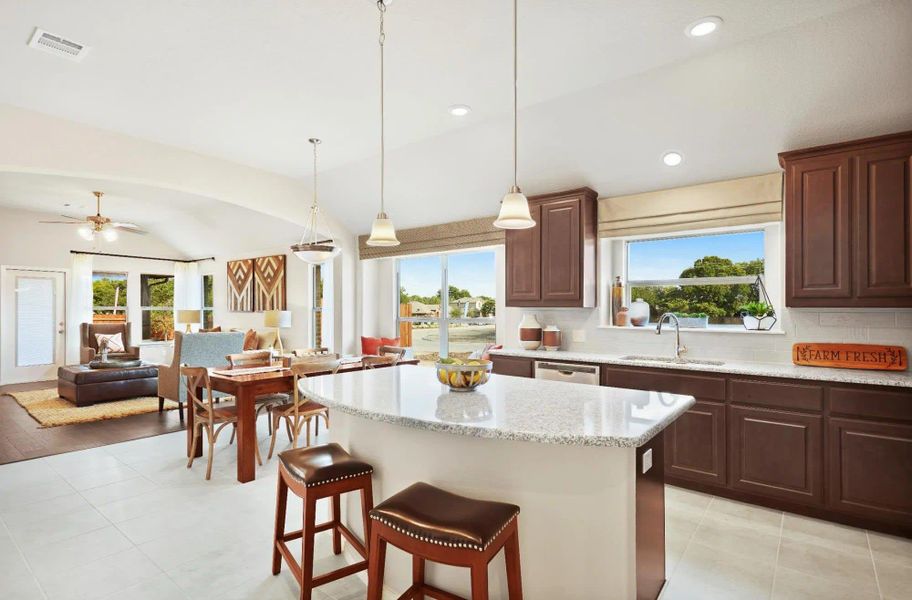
[619,355,725,366]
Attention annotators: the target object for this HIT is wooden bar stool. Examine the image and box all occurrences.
[366,482,523,600]
[273,443,374,600]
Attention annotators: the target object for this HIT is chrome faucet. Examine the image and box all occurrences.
[656,313,687,362]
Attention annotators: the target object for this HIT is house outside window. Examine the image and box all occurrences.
[202,274,214,329]
[397,249,496,364]
[92,272,127,324]
[623,229,768,327]
[141,274,175,341]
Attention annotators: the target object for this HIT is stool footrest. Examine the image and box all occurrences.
[338,523,367,559]
[399,583,466,600]
[280,519,336,542]
[312,559,368,587]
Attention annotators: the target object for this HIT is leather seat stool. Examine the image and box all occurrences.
[367,482,523,600]
[272,443,374,600]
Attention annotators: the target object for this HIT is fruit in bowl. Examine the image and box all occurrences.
[435,358,493,392]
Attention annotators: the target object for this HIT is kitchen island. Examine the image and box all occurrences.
[298,365,695,599]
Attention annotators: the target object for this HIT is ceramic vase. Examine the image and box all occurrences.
[519,313,543,350]
[629,298,650,327]
[542,325,562,351]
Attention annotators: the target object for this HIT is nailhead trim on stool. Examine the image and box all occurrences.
[369,512,519,551]
[303,469,373,488]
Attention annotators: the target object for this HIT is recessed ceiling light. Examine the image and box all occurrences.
[663,151,683,167]
[686,16,722,38]
[448,104,471,117]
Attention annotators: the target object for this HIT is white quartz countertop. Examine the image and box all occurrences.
[491,349,912,388]
[298,365,695,448]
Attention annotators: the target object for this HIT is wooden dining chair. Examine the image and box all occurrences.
[266,360,337,459]
[225,351,287,437]
[378,345,407,365]
[183,366,262,480]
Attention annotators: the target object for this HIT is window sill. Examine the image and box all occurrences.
[139,340,175,346]
[597,325,785,335]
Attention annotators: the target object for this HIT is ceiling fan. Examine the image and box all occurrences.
[40,191,145,241]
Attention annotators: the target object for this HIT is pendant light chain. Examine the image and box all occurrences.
[378,0,386,216]
[309,138,320,245]
[512,0,518,190]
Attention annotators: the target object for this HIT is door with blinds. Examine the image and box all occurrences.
[0,268,67,384]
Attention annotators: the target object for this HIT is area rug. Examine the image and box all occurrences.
[8,388,179,428]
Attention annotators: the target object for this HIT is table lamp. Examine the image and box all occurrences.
[177,309,201,333]
[264,309,292,354]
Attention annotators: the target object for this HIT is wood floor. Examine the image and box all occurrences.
[0,380,185,465]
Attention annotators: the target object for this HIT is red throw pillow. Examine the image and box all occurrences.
[243,329,259,351]
[381,337,400,348]
[361,336,383,355]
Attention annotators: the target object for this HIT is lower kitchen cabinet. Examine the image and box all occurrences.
[729,406,824,506]
[827,418,912,527]
[664,401,726,486]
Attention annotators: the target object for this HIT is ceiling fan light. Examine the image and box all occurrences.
[366,213,400,246]
[102,228,118,242]
[77,225,94,241]
[494,188,535,229]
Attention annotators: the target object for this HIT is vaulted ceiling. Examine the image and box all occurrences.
[1,0,910,234]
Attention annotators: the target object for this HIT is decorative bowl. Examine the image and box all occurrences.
[435,359,493,392]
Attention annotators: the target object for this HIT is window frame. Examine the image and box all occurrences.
[201,274,214,329]
[140,273,175,341]
[311,264,324,348]
[91,271,128,317]
[395,248,497,360]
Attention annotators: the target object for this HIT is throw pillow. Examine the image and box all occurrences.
[257,329,278,350]
[242,329,259,351]
[95,332,125,353]
[362,336,402,355]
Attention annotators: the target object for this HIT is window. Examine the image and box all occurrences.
[202,274,214,329]
[312,265,324,348]
[92,272,127,323]
[397,250,496,364]
[625,230,766,326]
[140,274,174,341]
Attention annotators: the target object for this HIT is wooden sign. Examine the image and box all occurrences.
[792,343,907,371]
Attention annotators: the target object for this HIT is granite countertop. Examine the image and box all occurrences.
[297,365,695,448]
[490,349,912,388]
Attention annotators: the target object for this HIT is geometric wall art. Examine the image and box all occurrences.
[227,258,254,312]
[253,254,287,312]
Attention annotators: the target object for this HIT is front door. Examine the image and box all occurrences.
[1,268,67,384]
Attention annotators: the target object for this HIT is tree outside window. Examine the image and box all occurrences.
[92,273,127,323]
[141,274,174,340]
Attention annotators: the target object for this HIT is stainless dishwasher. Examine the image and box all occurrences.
[534,361,600,385]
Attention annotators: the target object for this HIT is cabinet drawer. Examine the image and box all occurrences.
[602,367,725,401]
[729,378,823,412]
[490,355,533,378]
[830,386,912,421]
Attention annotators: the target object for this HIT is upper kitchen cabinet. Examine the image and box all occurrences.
[780,131,912,307]
[505,187,598,307]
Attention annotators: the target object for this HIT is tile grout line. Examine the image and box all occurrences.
[0,510,50,600]
[665,493,713,591]
[768,511,785,600]
[866,530,885,600]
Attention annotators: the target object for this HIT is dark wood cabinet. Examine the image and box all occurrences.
[827,418,912,527]
[729,405,824,506]
[504,187,597,307]
[780,130,912,307]
[665,400,726,486]
[490,355,534,378]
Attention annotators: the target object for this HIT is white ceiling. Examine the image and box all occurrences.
[1,0,910,234]
[0,172,304,257]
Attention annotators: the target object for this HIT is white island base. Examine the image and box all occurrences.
[330,411,664,600]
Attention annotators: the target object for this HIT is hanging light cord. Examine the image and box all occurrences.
[512,0,519,191]
[309,140,319,244]
[378,0,386,216]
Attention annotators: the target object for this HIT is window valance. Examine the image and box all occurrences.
[358,216,504,260]
[598,173,782,238]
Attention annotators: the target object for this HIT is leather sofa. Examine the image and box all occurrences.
[157,331,244,419]
[80,322,140,364]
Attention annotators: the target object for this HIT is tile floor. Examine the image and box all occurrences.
[0,422,909,599]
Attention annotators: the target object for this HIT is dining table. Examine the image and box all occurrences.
[185,357,419,483]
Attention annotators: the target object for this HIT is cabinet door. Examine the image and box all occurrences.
[785,154,853,305]
[827,418,912,527]
[505,203,541,304]
[729,406,823,506]
[855,142,912,304]
[540,197,581,305]
[664,400,726,486]
[490,355,533,378]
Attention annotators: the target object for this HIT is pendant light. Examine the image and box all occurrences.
[494,0,535,229]
[366,0,400,246]
[291,138,342,264]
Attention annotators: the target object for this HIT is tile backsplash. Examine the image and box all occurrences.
[503,307,912,365]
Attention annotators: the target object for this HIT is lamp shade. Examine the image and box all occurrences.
[366,213,400,247]
[177,309,201,325]
[264,310,292,328]
[494,189,536,229]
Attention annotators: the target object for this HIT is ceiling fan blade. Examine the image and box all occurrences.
[59,214,86,221]
[112,225,147,235]
[110,222,140,229]
[39,221,84,225]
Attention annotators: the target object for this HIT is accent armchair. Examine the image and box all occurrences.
[80,322,140,364]
[157,331,244,420]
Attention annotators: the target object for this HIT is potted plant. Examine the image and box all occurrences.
[740,302,777,331]
[673,312,709,328]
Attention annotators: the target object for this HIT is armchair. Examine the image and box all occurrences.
[157,331,244,420]
[80,323,140,364]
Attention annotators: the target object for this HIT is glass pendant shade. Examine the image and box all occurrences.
[494,186,535,229]
[102,228,119,242]
[291,138,341,264]
[292,243,341,264]
[366,212,399,246]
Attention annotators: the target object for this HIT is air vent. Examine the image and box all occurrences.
[28,28,89,62]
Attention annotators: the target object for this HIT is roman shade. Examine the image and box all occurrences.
[598,172,783,238]
[358,216,504,260]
